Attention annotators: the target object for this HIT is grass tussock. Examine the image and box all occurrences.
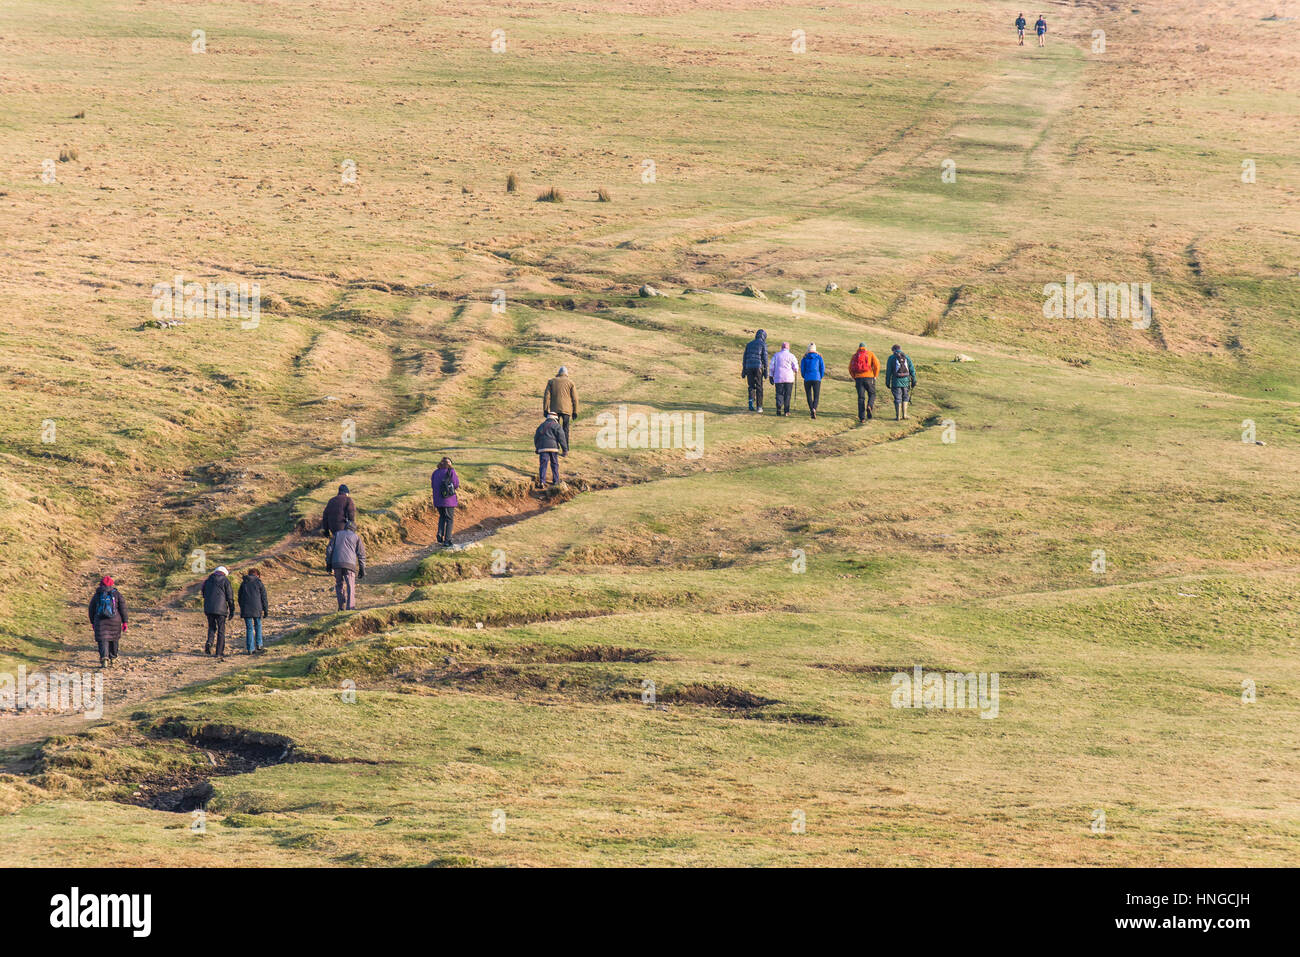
[505,172,518,193]
[595,187,611,202]
[536,186,564,203]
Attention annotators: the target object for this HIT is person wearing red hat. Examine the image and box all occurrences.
[88,575,128,668]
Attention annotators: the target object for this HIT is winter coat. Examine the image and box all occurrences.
[237,576,269,619]
[800,351,825,381]
[534,418,568,454]
[89,586,127,641]
[849,348,880,379]
[432,466,460,508]
[327,528,366,573]
[322,493,357,533]
[202,572,236,618]
[543,375,579,417]
[885,352,917,390]
[742,332,768,375]
[770,349,798,384]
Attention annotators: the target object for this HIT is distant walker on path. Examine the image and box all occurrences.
[322,484,356,537]
[543,366,580,447]
[431,456,460,548]
[88,575,127,669]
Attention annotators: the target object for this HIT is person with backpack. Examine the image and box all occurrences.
[431,456,460,548]
[885,344,917,420]
[849,342,881,424]
[88,575,127,669]
[322,484,356,537]
[1015,13,1027,45]
[741,329,768,412]
[326,520,366,611]
[534,411,568,487]
[800,343,825,419]
[201,566,236,660]
[769,342,798,416]
[542,366,579,447]
[1035,15,1047,46]
[237,568,269,655]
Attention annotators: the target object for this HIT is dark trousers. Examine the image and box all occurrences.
[774,382,793,414]
[746,369,764,409]
[539,451,559,484]
[804,380,821,414]
[205,613,228,657]
[95,637,119,660]
[555,412,571,446]
[437,505,455,544]
[855,377,877,420]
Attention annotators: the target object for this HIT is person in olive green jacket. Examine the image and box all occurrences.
[543,366,579,446]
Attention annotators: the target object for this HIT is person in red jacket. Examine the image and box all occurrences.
[848,343,881,423]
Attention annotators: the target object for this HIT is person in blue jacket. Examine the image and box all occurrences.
[1015,13,1027,45]
[800,343,825,419]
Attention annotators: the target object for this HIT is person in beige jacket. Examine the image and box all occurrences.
[543,366,579,445]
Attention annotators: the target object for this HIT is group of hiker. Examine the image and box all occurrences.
[741,330,918,422]
[1015,13,1047,47]
[87,339,919,666]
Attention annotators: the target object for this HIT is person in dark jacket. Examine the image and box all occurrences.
[431,457,460,547]
[237,568,269,654]
[201,566,236,660]
[88,575,127,668]
[741,329,768,412]
[322,484,357,536]
[326,520,366,610]
[885,344,918,420]
[534,412,568,487]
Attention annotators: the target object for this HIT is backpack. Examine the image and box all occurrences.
[850,351,871,376]
[894,354,910,379]
[95,588,116,620]
[438,472,455,500]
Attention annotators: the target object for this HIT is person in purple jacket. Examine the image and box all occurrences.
[431,456,460,547]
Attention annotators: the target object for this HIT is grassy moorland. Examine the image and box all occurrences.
[0,0,1297,865]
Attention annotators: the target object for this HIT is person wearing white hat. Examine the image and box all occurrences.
[201,565,236,660]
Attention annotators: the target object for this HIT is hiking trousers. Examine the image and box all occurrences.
[555,412,571,447]
[538,452,559,485]
[856,377,877,420]
[95,637,119,660]
[804,380,821,414]
[206,613,229,657]
[774,382,793,414]
[437,506,455,545]
[334,568,357,611]
[746,369,764,409]
[244,617,263,652]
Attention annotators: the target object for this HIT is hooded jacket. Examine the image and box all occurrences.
[885,351,917,389]
[742,330,768,375]
[800,351,825,381]
[534,417,569,454]
[202,570,236,617]
[432,466,460,508]
[328,527,366,573]
[238,575,269,619]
